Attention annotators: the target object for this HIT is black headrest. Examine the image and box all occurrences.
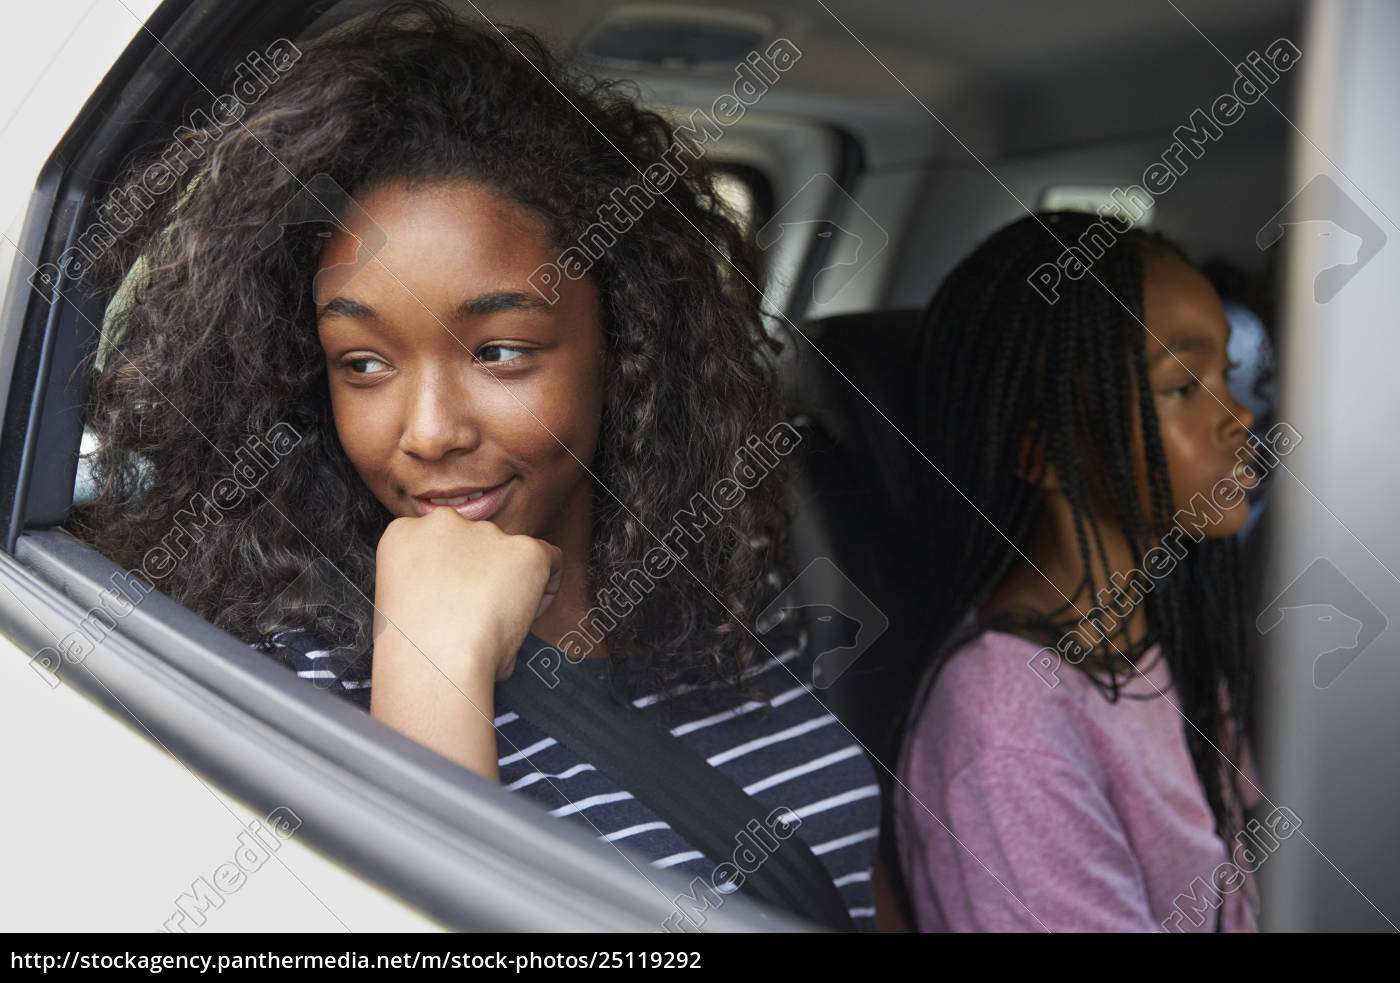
[786,309,926,535]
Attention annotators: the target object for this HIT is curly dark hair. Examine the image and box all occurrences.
[69,0,793,703]
[912,211,1257,849]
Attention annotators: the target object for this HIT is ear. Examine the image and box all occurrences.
[1015,425,1061,491]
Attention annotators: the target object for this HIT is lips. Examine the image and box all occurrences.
[423,490,487,506]
[1231,460,1260,489]
[410,477,515,521]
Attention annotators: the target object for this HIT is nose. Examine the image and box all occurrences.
[1220,387,1255,446]
[398,368,480,461]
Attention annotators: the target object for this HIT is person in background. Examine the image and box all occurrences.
[896,212,1267,932]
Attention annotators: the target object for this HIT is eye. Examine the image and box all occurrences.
[478,344,529,364]
[1163,379,1200,399]
[1224,359,1241,378]
[336,356,389,376]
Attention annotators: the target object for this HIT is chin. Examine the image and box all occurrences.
[1209,501,1251,539]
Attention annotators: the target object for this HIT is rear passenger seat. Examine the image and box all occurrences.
[781,308,931,914]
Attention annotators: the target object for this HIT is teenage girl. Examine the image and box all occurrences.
[73,1,883,930]
[895,212,1267,932]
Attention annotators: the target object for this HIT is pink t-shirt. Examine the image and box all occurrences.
[894,629,1260,932]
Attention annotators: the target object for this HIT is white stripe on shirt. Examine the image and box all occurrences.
[600,820,672,843]
[498,737,557,767]
[811,827,879,856]
[504,762,597,791]
[793,784,881,820]
[743,745,865,795]
[668,683,812,737]
[669,700,766,737]
[548,791,633,817]
[632,643,802,708]
[707,713,837,766]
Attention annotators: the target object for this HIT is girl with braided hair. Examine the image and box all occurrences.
[895,211,1272,932]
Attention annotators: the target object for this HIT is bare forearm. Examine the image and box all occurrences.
[369,628,500,781]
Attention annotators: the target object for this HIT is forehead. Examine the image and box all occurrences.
[315,180,555,309]
[1140,253,1229,361]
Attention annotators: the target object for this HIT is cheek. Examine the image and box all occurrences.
[494,367,604,467]
[1162,436,1208,508]
[1152,410,1201,489]
[1157,411,1246,530]
[329,389,396,489]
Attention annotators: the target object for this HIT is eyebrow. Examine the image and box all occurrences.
[319,297,376,320]
[455,291,552,318]
[317,290,551,322]
[1150,336,1218,364]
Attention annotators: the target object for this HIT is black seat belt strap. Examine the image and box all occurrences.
[499,635,856,932]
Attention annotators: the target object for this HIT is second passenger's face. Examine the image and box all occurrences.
[1138,254,1256,539]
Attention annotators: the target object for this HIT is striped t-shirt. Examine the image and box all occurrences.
[261,627,882,930]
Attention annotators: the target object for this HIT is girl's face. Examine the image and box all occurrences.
[314,179,605,549]
[1140,254,1255,538]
